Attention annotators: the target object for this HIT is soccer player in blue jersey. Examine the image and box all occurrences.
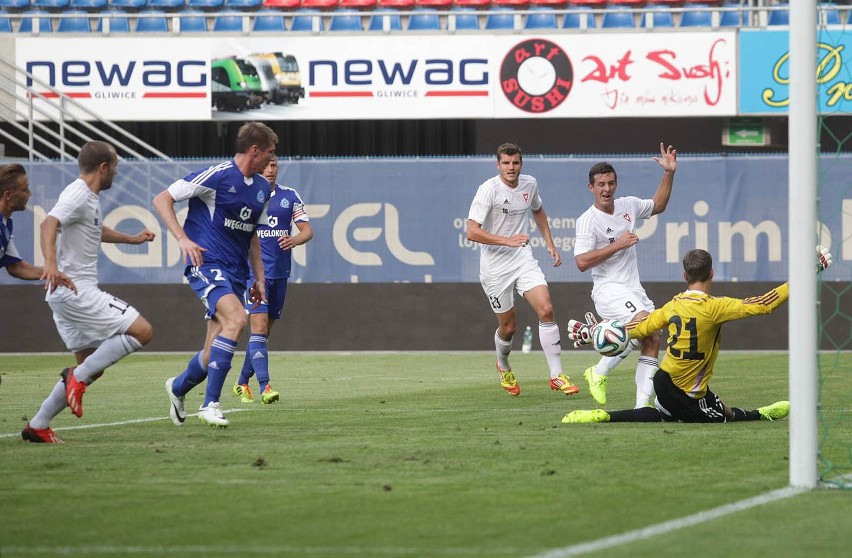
[154,122,278,428]
[562,246,833,424]
[0,163,74,290]
[232,156,313,405]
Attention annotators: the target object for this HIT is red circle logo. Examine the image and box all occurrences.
[500,39,574,114]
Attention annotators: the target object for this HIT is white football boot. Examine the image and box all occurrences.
[198,401,229,428]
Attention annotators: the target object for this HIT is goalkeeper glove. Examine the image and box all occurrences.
[817,245,833,274]
[566,312,598,348]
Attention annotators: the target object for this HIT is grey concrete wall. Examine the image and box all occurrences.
[2,282,846,353]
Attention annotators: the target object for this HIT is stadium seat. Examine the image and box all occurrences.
[32,0,70,10]
[225,0,262,8]
[453,0,490,7]
[376,0,413,7]
[110,0,148,10]
[262,0,300,7]
[529,0,568,5]
[290,7,322,29]
[19,9,54,32]
[524,5,557,29]
[339,0,376,8]
[147,0,185,10]
[57,8,92,31]
[407,7,441,29]
[601,7,635,28]
[212,10,244,30]
[71,0,108,9]
[820,3,841,25]
[187,0,223,8]
[252,7,286,29]
[176,7,206,30]
[329,8,362,30]
[719,3,742,26]
[415,0,451,7]
[767,7,788,26]
[448,6,479,29]
[134,8,169,31]
[606,0,643,4]
[492,0,528,6]
[369,9,402,30]
[0,12,10,31]
[300,0,338,9]
[484,6,516,29]
[567,0,605,6]
[561,6,593,28]
[96,8,132,32]
[641,9,673,28]
[679,4,713,27]
[0,0,32,10]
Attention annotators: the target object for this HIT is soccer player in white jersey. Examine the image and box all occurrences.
[0,163,74,290]
[154,122,277,428]
[232,156,313,405]
[573,143,677,408]
[22,141,155,444]
[467,142,578,397]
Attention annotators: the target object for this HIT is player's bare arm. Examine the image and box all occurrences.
[574,230,639,272]
[467,219,529,247]
[532,206,561,267]
[101,226,156,245]
[651,142,677,215]
[153,189,207,267]
[278,221,313,251]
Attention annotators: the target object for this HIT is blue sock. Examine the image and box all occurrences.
[246,334,270,392]
[172,352,207,397]
[237,343,256,385]
[204,336,238,407]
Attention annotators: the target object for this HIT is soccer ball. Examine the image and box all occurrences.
[592,320,629,357]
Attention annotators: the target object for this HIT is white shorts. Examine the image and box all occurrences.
[592,283,654,322]
[48,287,140,353]
[480,259,547,314]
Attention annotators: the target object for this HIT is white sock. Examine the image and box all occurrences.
[495,330,512,371]
[538,321,563,379]
[29,380,68,429]
[594,338,636,376]
[73,334,144,385]
[635,356,659,408]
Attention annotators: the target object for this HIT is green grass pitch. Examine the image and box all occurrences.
[1,351,850,557]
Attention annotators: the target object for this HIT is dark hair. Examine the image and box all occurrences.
[235,122,278,154]
[496,142,523,162]
[683,249,713,283]
[78,141,116,173]
[588,162,617,185]
[0,164,26,196]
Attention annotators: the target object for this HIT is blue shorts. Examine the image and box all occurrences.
[244,277,289,320]
[185,265,247,320]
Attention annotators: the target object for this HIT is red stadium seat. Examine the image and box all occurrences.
[568,0,605,6]
[606,0,645,5]
[492,0,528,6]
[415,0,452,7]
[377,0,414,7]
[263,0,300,6]
[453,0,491,7]
[529,0,567,6]
[300,0,338,9]
[340,0,376,7]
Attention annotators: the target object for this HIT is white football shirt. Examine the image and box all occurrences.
[45,179,102,299]
[574,196,654,298]
[468,174,542,277]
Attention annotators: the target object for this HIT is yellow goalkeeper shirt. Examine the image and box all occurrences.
[626,283,789,399]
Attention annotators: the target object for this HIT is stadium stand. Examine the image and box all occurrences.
[225,0,261,8]
[300,0,339,9]
[415,0,451,6]
[600,6,634,27]
[212,9,244,30]
[641,8,674,28]
[110,0,148,10]
[369,9,403,30]
[261,0,300,7]
[0,0,31,9]
[32,0,71,10]
[187,0,224,8]
[448,6,479,29]
[452,0,491,7]
[96,7,132,31]
[407,7,441,29]
[177,7,208,30]
[19,8,54,31]
[71,0,108,9]
[679,3,713,27]
[484,5,516,29]
[524,5,558,29]
[147,0,185,10]
[290,7,323,30]
[329,8,364,30]
[252,6,286,29]
[377,0,414,7]
[340,0,377,8]
[134,8,169,30]
[57,7,92,30]
[562,6,594,28]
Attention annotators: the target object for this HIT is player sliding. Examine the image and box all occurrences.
[562,245,832,424]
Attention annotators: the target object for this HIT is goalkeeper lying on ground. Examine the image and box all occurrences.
[562,245,833,424]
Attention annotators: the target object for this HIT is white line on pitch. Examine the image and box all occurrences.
[524,486,805,558]
[0,407,258,439]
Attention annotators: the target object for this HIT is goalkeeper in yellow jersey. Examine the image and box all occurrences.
[562,245,833,424]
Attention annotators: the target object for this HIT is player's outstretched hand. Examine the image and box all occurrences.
[817,245,833,273]
[566,312,599,348]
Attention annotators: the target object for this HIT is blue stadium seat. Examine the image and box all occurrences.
[177,7,206,30]
[484,6,515,29]
[329,8,363,31]
[290,8,323,31]
[187,0,222,8]
[19,9,54,32]
[57,8,92,31]
[96,8,131,32]
[252,8,285,31]
[679,4,712,28]
[212,10,243,31]
[110,0,148,10]
[134,8,169,31]
[524,6,557,29]
[225,0,261,8]
[147,0,185,10]
[601,7,635,28]
[767,7,789,26]
[0,9,12,31]
[821,4,841,25]
[32,0,70,10]
[407,8,441,30]
[719,4,742,27]
[71,0,108,9]
[642,10,673,28]
[368,9,402,31]
[562,7,594,29]
[448,7,479,30]
[0,0,32,10]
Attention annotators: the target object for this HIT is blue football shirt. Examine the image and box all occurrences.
[253,184,309,280]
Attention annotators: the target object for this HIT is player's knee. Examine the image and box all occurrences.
[537,304,554,322]
[131,318,154,346]
[225,313,248,337]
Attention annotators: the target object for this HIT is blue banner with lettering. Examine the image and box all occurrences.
[1,154,849,284]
